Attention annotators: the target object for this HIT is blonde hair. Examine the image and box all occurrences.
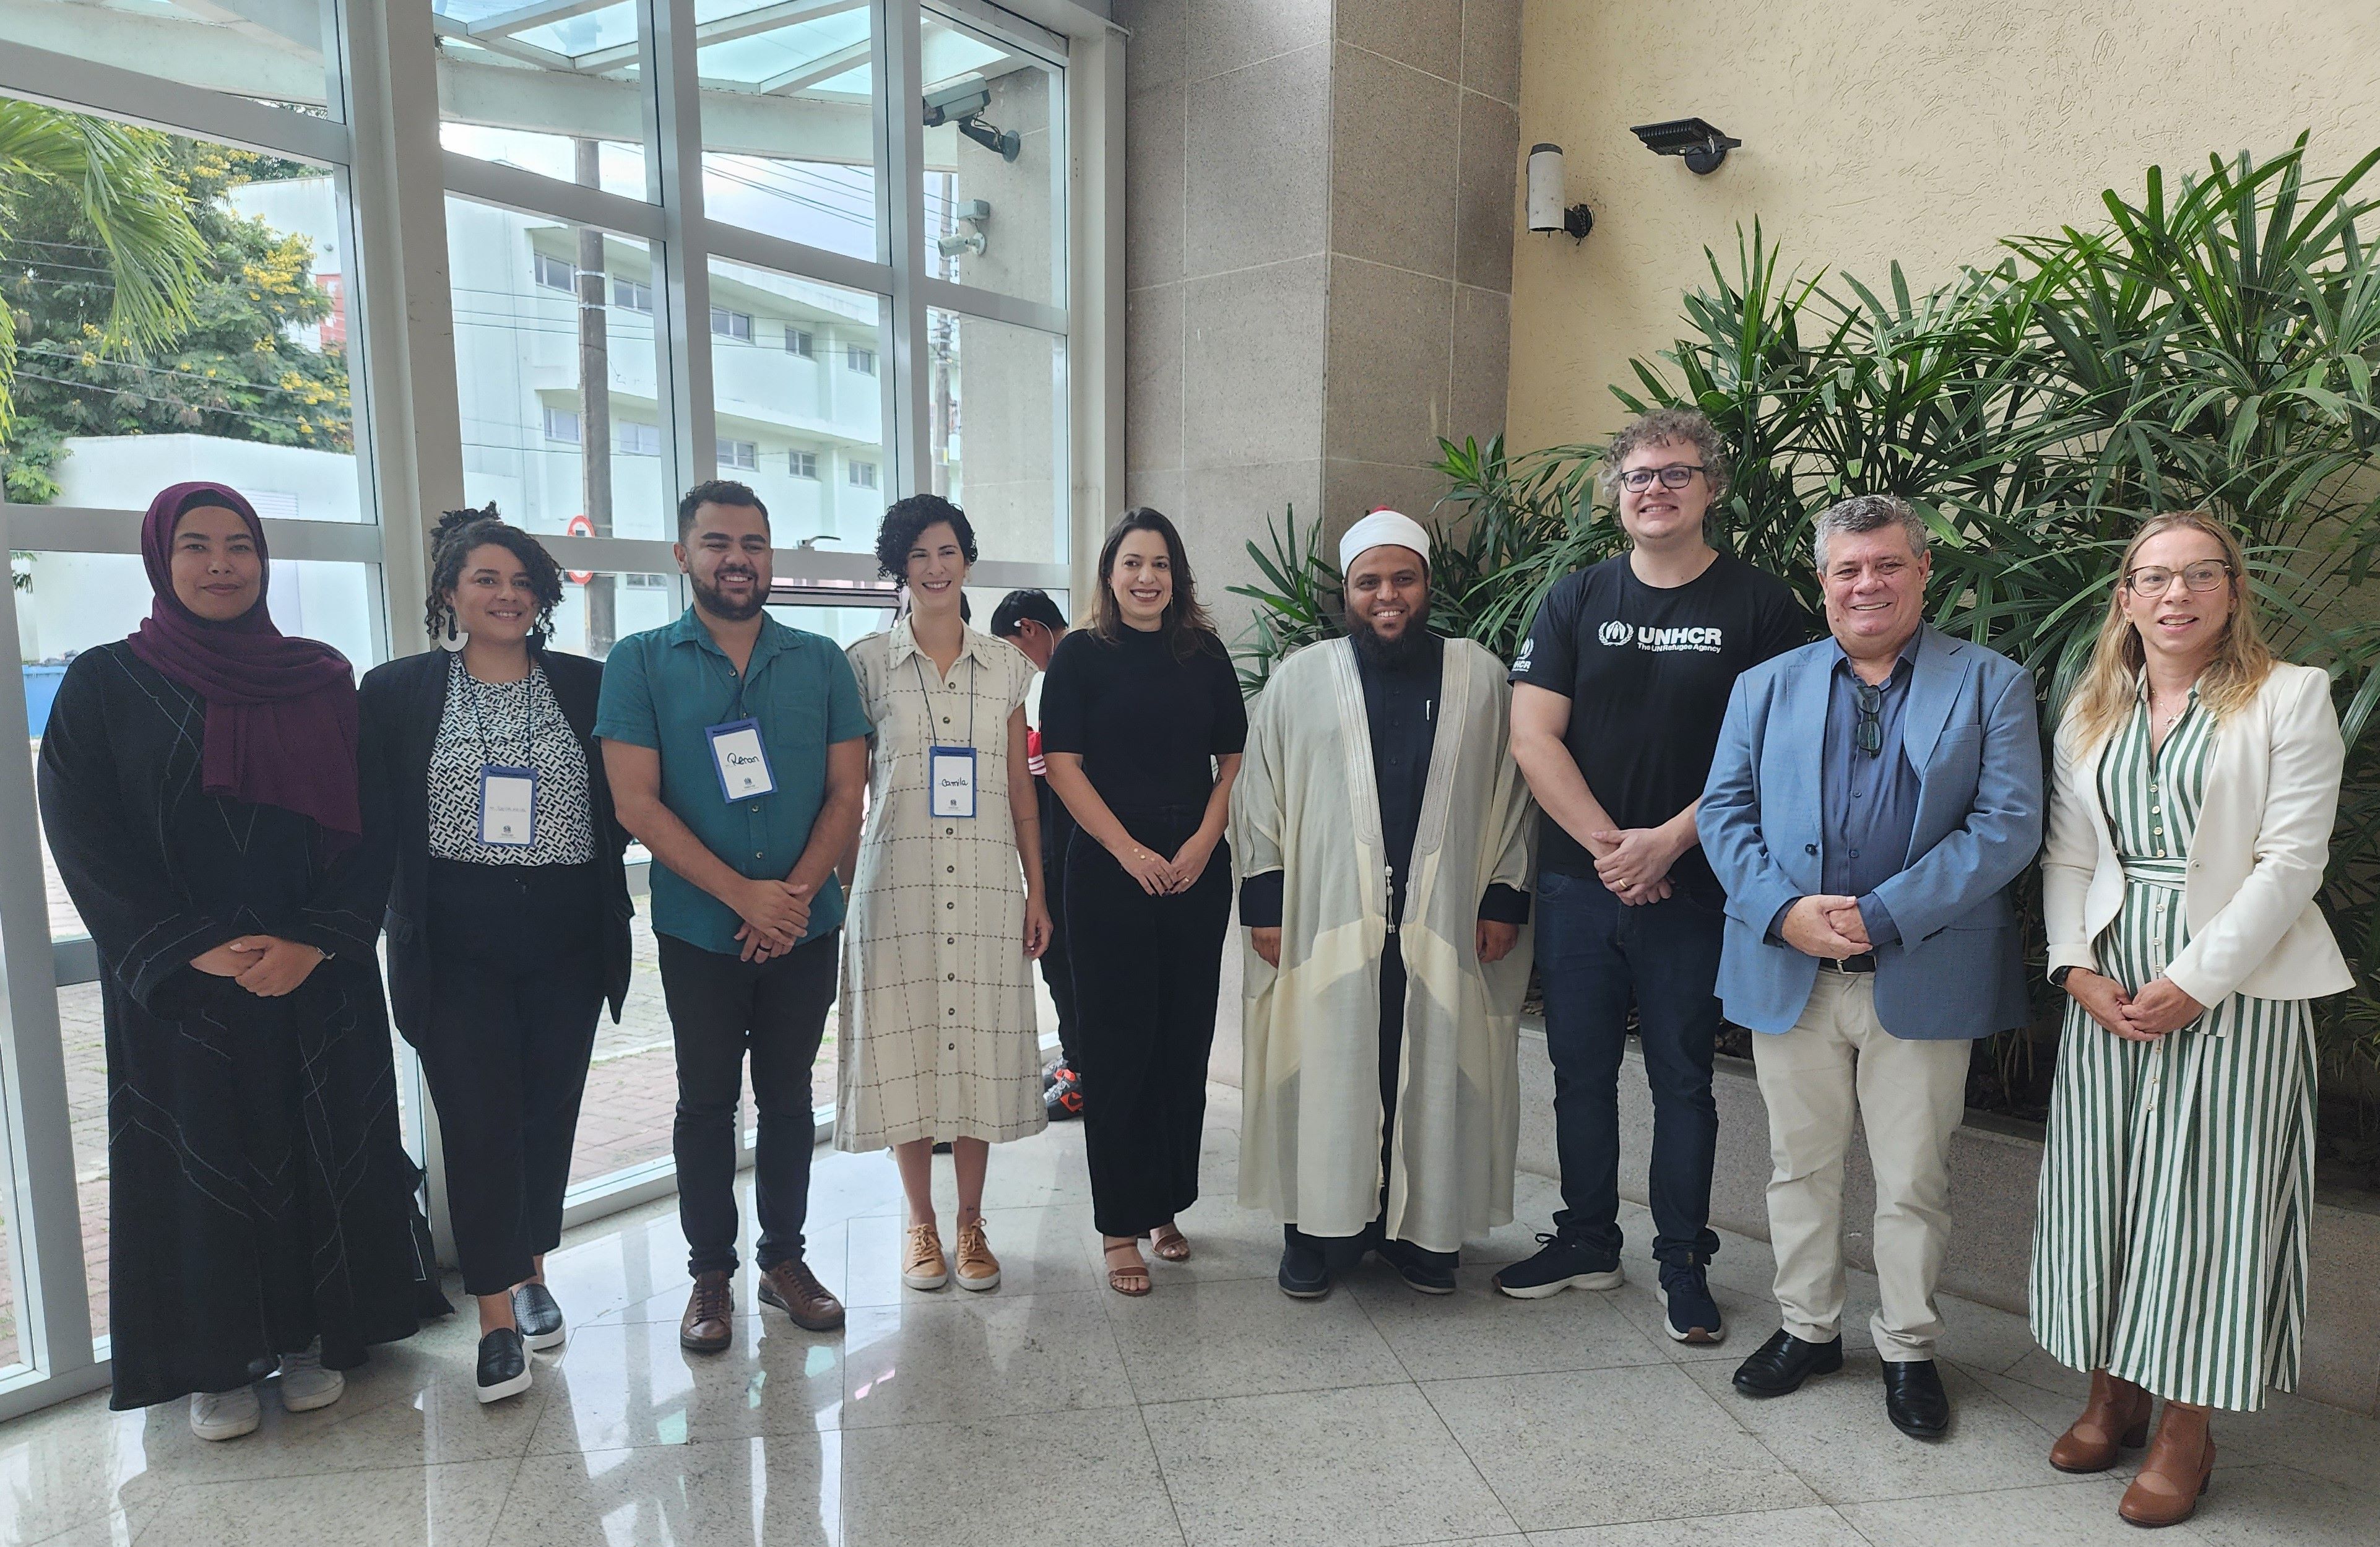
[2066,511,2276,750]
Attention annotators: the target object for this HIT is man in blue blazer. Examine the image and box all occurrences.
[1698,494,2043,1441]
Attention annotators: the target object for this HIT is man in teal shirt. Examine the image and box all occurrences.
[598,479,870,1350]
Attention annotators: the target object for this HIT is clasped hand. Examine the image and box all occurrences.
[1590,827,1682,906]
[1780,895,1873,960]
[189,936,324,997]
[1114,833,1217,898]
[2063,968,2203,1041]
[734,878,814,963]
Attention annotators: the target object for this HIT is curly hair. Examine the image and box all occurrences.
[873,493,979,579]
[1599,406,1733,507]
[424,503,566,644]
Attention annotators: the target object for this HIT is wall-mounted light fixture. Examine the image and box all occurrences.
[1526,144,1593,241]
[1630,118,1741,175]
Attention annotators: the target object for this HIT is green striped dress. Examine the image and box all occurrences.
[2028,686,2317,1412]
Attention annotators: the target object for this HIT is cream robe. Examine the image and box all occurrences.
[1230,636,1536,1253]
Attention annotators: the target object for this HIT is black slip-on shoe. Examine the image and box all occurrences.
[476,1327,531,1405]
[1882,1358,1950,1439]
[1377,1236,1458,1295]
[1278,1231,1332,1299]
[1731,1329,1844,1398]
[511,1282,566,1351]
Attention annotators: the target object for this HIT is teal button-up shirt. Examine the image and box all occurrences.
[595,608,872,956]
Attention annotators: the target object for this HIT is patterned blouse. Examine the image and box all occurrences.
[427,652,595,865]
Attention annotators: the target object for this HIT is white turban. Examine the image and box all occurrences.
[1338,509,1432,576]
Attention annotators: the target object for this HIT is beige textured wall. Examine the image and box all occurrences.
[1507,0,2380,453]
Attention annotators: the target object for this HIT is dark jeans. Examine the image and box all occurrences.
[1284,934,1454,1270]
[421,860,606,1298]
[1537,869,1724,1267]
[1036,776,1081,1066]
[1065,807,1230,1238]
[658,930,838,1278]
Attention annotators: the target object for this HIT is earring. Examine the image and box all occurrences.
[440,611,467,652]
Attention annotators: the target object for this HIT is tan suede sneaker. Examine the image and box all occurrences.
[953,1218,1001,1292]
[902,1221,950,1290]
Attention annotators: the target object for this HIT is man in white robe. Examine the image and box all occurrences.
[1231,511,1536,1299]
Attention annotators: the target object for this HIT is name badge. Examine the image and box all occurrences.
[479,765,537,846]
[707,717,777,803]
[929,745,977,818]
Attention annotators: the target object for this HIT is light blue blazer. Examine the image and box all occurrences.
[1697,625,2045,1041]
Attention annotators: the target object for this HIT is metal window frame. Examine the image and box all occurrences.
[0,0,1120,1418]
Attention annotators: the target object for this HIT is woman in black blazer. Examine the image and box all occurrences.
[358,506,632,1405]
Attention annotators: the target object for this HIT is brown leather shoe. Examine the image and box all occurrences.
[679,1269,734,1353]
[759,1257,846,1332]
[2049,1369,2152,1473]
[2119,1402,2215,1528]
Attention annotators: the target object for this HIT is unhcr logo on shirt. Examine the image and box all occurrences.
[1598,621,1724,653]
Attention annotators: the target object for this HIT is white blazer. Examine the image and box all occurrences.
[2043,661,2352,1007]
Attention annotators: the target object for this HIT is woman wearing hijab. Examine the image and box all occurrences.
[358,506,631,1404]
[37,482,446,1441]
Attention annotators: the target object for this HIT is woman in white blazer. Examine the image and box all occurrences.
[2028,511,2351,1529]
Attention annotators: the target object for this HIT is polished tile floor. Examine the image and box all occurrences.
[6,1085,2378,1546]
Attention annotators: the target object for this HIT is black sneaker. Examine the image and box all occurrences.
[1658,1258,1724,1344]
[1377,1236,1458,1295]
[1491,1233,1624,1299]
[511,1282,566,1351]
[475,1327,530,1405]
[1277,1229,1331,1299]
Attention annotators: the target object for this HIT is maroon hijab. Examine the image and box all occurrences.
[125,482,363,846]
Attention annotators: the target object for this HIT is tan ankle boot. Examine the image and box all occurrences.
[2049,1369,2152,1473]
[2119,1402,2215,1528]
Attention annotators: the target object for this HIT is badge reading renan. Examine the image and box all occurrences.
[706,717,777,802]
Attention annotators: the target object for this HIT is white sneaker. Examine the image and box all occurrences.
[189,1385,261,1441]
[276,1344,345,1413]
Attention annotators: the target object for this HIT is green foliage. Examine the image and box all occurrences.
[1234,136,2380,1122]
[0,108,347,498]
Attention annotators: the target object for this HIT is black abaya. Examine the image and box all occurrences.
[37,642,448,1409]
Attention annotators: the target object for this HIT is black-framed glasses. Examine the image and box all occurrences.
[1853,682,1884,758]
[2123,560,2233,596]
[1617,463,1706,493]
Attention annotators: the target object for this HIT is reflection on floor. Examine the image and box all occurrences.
[5,1084,2379,1546]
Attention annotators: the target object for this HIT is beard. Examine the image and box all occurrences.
[1346,596,1434,669]
[692,568,766,622]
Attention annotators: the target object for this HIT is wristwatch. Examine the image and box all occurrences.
[2049,965,2074,989]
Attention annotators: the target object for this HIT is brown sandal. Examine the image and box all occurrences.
[1102,1237,1151,1297]
[1150,1224,1192,1263]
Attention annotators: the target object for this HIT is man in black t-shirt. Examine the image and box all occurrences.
[990,589,1082,1099]
[1496,408,1809,1343]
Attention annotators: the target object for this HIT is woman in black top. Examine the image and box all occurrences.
[1040,508,1247,1294]
[358,508,633,1405]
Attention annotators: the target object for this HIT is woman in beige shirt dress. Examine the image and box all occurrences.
[839,495,1051,1294]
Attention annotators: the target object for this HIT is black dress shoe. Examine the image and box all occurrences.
[1278,1229,1331,1299]
[475,1327,530,1405]
[1376,1236,1458,1294]
[1731,1329,1844,1397]
[1882,1358,1950,1439]
[511,1282,566,1351]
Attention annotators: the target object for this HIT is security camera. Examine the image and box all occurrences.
[922,79,992,127]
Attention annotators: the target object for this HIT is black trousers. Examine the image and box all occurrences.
[658,929,837,1277]
[1065,807,1231,1238]
[420,860,606,1298]
[1036,776,1081,1066]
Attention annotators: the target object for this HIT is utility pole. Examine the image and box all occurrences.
[574,136,617,655]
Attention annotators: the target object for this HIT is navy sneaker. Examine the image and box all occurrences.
[1377,1236,1458,1294]
[1491,1233,1624,1299]
[1278,1229,1332,1299]
[1658,1258,1724,1344]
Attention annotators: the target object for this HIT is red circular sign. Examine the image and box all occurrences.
[564,514,594,585]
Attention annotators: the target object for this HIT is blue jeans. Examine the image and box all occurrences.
[1537,869,1724,1266]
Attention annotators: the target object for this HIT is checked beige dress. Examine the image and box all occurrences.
[836,618,1047,1151]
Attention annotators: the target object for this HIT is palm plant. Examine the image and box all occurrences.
[0,99,206,442]
[1234,137,2380,1127]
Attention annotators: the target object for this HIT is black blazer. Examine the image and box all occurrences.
[358,646,634,1043]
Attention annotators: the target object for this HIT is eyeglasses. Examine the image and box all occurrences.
[1617,463,1706,493]
[2123,560,2232,596]
[1853,682,1884,758]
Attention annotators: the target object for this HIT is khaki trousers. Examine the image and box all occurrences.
[1750,970,1970,1361]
